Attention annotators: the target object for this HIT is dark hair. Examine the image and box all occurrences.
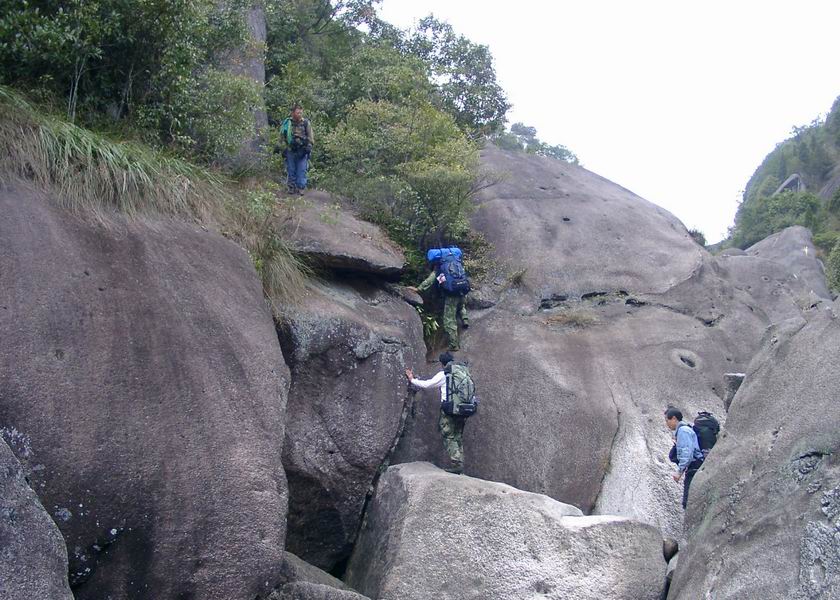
[290,103,302,112]
[664,407,683,421]
[439,351,454,366]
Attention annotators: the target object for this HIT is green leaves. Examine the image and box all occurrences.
[827,241,840,292]
[0,0,256,154]
[321,99,478,250]
[731,191,824,249]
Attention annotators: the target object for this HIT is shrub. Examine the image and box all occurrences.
[812,231,840,254]
[688,228,707,247]
[827,242,840,292]
[731,191,823,248]
[321,99,478,251]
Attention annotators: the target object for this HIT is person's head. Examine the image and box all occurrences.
[290,104,303,121]
[664,406,683,431]
[439,351,454,366]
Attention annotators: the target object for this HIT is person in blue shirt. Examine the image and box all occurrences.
[665,406,705,509]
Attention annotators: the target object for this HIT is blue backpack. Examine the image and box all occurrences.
[427,247,471,296]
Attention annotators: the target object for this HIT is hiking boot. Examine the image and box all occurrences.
[297,187,306,196]
[287,184,297,195]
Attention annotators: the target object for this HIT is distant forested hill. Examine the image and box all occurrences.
[730,96,840,251]
[727,95,840,291]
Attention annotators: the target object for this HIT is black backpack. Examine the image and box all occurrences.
[436,253,471,296]
[693,411,720,458]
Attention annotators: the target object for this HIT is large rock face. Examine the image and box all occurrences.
[278,279,425,570]
[345,462,665,600]
[668,305,840,599]
[715,226,832,325]
[472,145,705,297]
[0,439,73,600]
[745,225,831,300]
[287,191,405,278]
[0,186,290,599]
[394,146,776,538]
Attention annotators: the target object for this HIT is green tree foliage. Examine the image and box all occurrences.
[688,229,706,247]
[731,191,823,249]
[321,99,478,249]
[827,241,840,292]
[397,16,510,136]
[0,0,261,158]
[730,95,840,251]
[493,122,579,164]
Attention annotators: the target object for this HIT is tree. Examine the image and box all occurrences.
[398,16,510,136]
[0,0,261,158]
[321,99,478,247]
[731,191,823,248]
[497,122,579,164]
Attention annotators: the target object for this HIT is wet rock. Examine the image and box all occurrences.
[345,462,664,600]
[0,439,72,600]
[0,186,290,599]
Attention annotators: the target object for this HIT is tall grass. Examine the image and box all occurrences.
[0,85,225,220]
[0,85,309,304]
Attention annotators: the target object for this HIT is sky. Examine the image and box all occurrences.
[379,0,840,243]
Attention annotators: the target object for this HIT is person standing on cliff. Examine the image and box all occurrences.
[279,103,314,195]
[405,352,469,474]
[665,406,705,509]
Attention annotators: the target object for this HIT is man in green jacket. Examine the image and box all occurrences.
[279,104,314,195]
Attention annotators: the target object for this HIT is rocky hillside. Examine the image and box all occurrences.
[2,146,837,599]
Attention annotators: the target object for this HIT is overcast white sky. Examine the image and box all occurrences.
[380,1,840,243]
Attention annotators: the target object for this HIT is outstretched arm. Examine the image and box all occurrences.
[416,271,437,294]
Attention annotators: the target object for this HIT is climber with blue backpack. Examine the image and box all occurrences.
[409,247,471,351]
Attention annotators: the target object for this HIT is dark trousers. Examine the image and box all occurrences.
[682,458,704,509]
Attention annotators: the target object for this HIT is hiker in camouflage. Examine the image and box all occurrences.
[405,352,466,474]
[410,260,469,352]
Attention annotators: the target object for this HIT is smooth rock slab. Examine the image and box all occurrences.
[345,462,664,600]
[0,439,72,600]
[0,186,290,600]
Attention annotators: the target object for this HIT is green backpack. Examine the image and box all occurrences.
[442,363,478,417]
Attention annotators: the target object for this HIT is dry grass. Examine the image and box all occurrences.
[0,85,310,305]
[544,309,598,328]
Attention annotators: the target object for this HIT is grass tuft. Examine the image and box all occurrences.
[0,85,310,305]
[0,85,225,221]
[544,310,598,328]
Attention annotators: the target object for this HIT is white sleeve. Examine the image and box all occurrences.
[410,371,446,390]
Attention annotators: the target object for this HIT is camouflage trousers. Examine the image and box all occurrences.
[442,295,469,351]
[438,410,466,467]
